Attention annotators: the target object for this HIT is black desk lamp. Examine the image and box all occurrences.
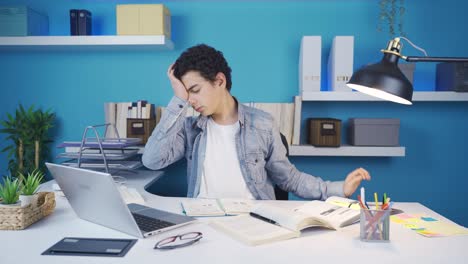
[347,37,468,105]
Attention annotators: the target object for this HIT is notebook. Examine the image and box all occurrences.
[46,163,197,238]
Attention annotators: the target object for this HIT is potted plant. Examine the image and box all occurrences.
[0,176,21,207]
[0,104,55,178]
[18,169,44,206]
[377,0,406,38]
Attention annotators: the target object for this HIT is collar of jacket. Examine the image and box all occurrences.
[192,96,246,130]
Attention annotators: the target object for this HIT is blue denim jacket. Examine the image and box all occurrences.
[142,96,344,200]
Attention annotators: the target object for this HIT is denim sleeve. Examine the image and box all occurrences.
[265,125,345,200]
[142,96,189,170]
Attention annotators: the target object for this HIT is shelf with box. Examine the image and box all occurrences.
[292,90,468,156]
[0,35,174,51]
[290,115,405,157]
[0,4,173,51]
[290,96,406,157]
[301,91,468,102]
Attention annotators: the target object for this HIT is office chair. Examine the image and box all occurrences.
[274,133,290,200]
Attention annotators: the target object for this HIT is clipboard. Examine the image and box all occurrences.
[42,237,137,257]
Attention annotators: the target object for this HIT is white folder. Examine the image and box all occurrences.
[299,36,321,95]
[327,36,354,92]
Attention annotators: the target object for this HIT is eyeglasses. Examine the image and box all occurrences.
[154,232,203,250]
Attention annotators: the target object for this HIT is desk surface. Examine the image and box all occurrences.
[1,169,467,264]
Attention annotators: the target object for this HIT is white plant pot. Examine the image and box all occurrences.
[19,194,37,207]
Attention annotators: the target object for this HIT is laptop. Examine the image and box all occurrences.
[46,162,196,238]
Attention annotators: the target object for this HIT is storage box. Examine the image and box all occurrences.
[436,62,468,92]
[348,118,400,146]
[127,118,156,144]
[0,6,48,36]
[308,118,341,147]
[116,4,171,38]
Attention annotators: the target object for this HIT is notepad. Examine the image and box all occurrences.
[391,213,468,237]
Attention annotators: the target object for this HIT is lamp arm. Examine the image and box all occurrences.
[404,56,468,63]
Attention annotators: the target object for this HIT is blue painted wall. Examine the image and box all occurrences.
[1,0,467,226]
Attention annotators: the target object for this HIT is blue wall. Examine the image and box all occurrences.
[1,0,467,226]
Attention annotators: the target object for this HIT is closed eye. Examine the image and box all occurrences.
[187,84,201,94]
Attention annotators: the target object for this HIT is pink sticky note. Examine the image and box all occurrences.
[397,214,415,219]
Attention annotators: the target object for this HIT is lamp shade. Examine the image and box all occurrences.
[347,53,413,105]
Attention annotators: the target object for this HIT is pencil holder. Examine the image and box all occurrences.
[360,206,390,242]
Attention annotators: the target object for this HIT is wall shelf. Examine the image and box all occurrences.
[0,35,174,51]
[301,91,468,102]
[289,145,406,157]
[88,145,405,157]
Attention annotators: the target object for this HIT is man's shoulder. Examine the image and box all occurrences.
[241,104,274,130]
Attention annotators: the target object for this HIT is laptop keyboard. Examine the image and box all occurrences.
[132,213,175,232]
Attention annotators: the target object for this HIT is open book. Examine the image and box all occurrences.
[181,198,253,216]
[209,196,361,246]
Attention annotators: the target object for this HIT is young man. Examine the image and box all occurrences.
[142,44,371,200]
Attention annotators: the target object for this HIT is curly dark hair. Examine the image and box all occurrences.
[173,44,232,91]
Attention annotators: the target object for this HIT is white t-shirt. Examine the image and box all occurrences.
[198,117,254,199]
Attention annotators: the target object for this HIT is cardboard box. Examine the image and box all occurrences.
[0,6,48,36]
[348,118,400,146]
[116,4,171,38]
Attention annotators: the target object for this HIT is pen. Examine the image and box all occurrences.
[374,192,379,209]
[383,193,387,206]
[249,212,277,225]
[360,187,365,205]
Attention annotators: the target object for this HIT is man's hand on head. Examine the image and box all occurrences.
[167,63,188,101]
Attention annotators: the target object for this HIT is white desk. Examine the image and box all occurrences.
[1,169,467,264]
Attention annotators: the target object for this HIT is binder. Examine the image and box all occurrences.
[299,36,322,95]
[78,9,92,35]
[69,9,79,35]
[327,36,354,92]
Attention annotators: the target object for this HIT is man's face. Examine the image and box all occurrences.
[181,71,224,116]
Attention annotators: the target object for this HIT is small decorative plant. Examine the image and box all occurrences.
[0,104,55,178]
[0,176,21,205]
[19,169,44,196]
[377,0,406,38]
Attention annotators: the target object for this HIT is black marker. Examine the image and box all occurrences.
[249,212,277,225]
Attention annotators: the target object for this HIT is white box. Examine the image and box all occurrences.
[299,36,321,95]
[327,36,354,92]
